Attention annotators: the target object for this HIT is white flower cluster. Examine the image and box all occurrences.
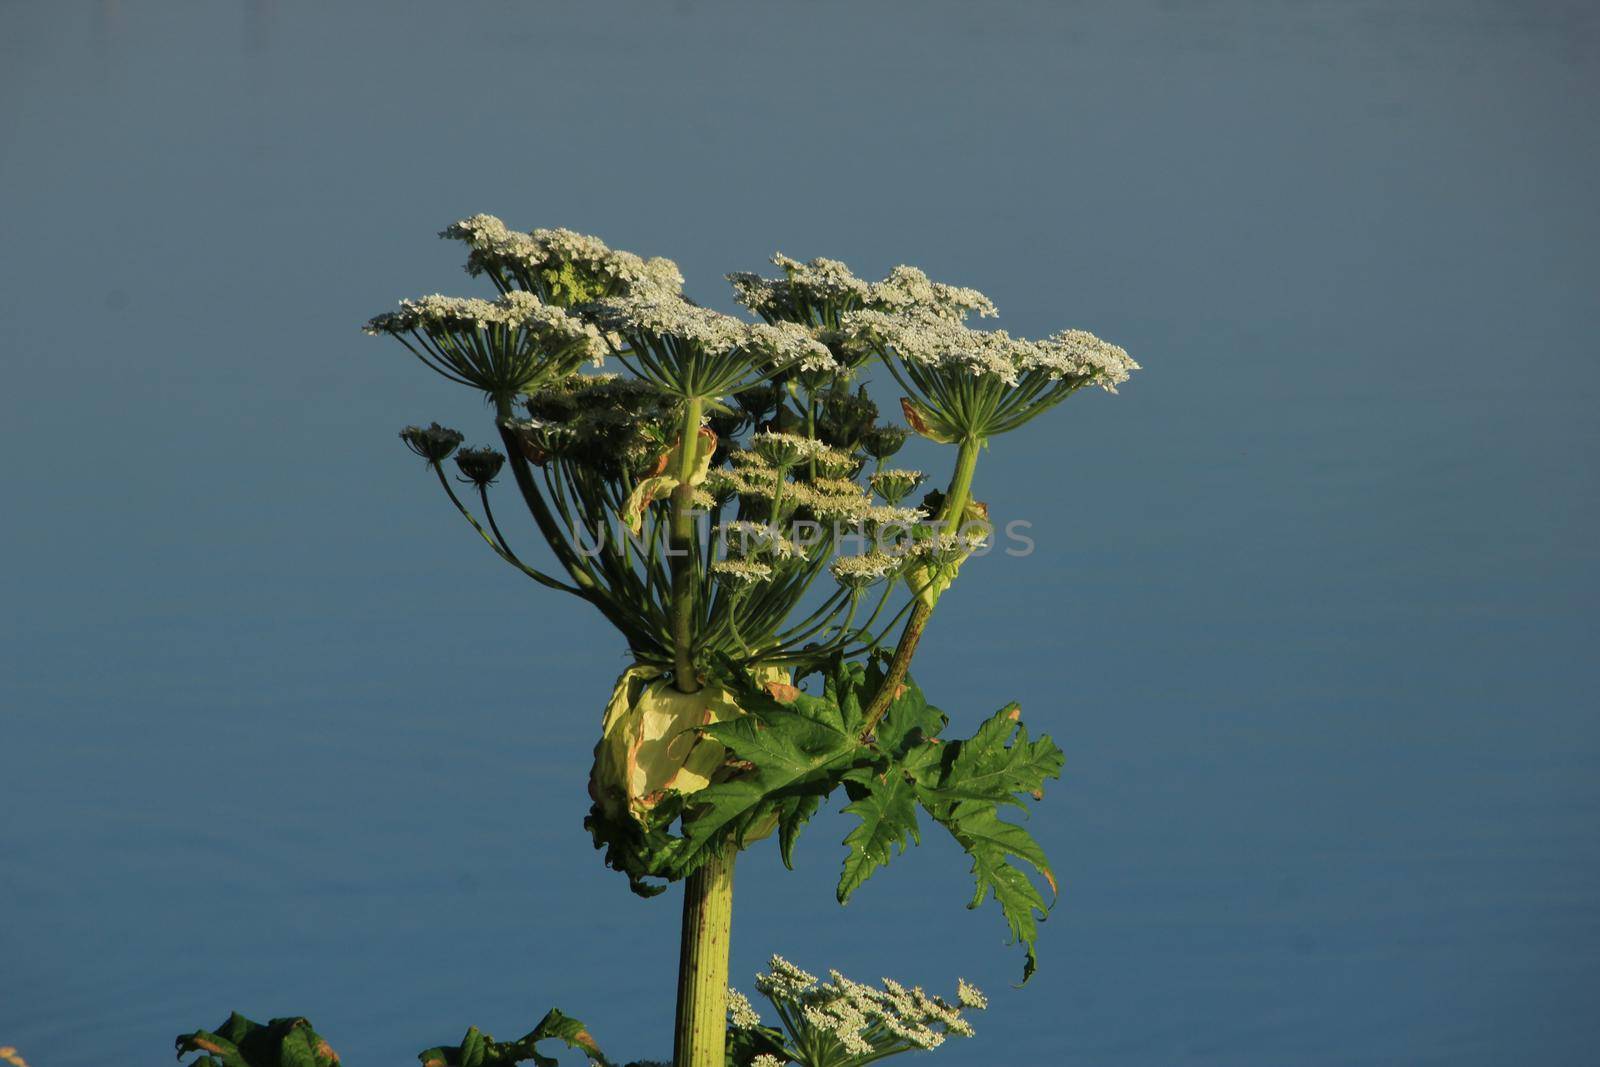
[586,294,837,374]
[747,956,982,1060]
[869,468,924,504]
[829,552,901,589]
[746,321,840,375]
[843,309,1138,391]
[861,504,928,529]
[587,292,747,351]
[710,455,927,538]
[755,955,818,999]
[727,986,764,1030]
[729,253,997,324]
[364,291,608,363]
[1037,328,1140,392]
[870,265,998,321]
[717,520,803,560]
[729,253,872,313]
[440,214,684,295]
[748,431,855,473]
[710,557,775,588]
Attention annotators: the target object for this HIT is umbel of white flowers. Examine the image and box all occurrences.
[727,956,987,1067]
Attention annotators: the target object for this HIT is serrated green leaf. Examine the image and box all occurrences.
[916,704,1063,810]
[823,656,869,733]
[871,673,948,759]
[679,702,860,869]
[934,805,1056,983]
[837,770,920,903]
[776,793,820,869]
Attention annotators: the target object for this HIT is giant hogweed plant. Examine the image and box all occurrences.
[176,218,1136,1067]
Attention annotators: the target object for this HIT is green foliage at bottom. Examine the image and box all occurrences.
[177,1010,631,1067]
[417,1009,608,1067]
[175,1013,340,1067]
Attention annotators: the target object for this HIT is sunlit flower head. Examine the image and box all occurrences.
[869,265,997,321]
[440,214,683,304]
[729,253,996,330]
[365,291,607,397]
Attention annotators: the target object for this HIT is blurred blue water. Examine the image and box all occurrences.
[1,2,1596,1065]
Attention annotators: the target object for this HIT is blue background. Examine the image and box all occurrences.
[2,2,1596,1064]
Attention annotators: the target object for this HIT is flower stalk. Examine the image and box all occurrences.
[858,433,982,740]
[669,395,706,693]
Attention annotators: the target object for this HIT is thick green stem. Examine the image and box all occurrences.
[667,395,731,1066]
[939,434,982,536]
[669,396,705,694]
[859,434,983,738]
[672,849,735,1067]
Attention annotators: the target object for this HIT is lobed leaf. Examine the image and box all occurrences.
[836,769,920,903]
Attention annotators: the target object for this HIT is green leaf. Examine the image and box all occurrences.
[896,700,1064,983]
[525,1008,606,1067]
[916,703,1063,810]
[175,1027,244,1067]
[776,793,820,870]
[837,769,920,903]
[175,1015,338,1067]
[585,792,687,897]
[870,672,948,759]
[822,656,869,734]
[458,1027,486,1067]
[724,1023,790,1067]
[416,1008,609,1067]
[276,1028,319,1067]
[678,686,862,869]
[940,805,1055,983]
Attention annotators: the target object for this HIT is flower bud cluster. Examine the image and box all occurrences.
[506,373,678,475]
[399,423,463,464]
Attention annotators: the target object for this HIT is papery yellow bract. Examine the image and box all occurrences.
[590,664,789,830]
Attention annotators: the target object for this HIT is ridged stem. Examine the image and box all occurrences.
[667,394,731,1067]
[672,848,734,1067]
